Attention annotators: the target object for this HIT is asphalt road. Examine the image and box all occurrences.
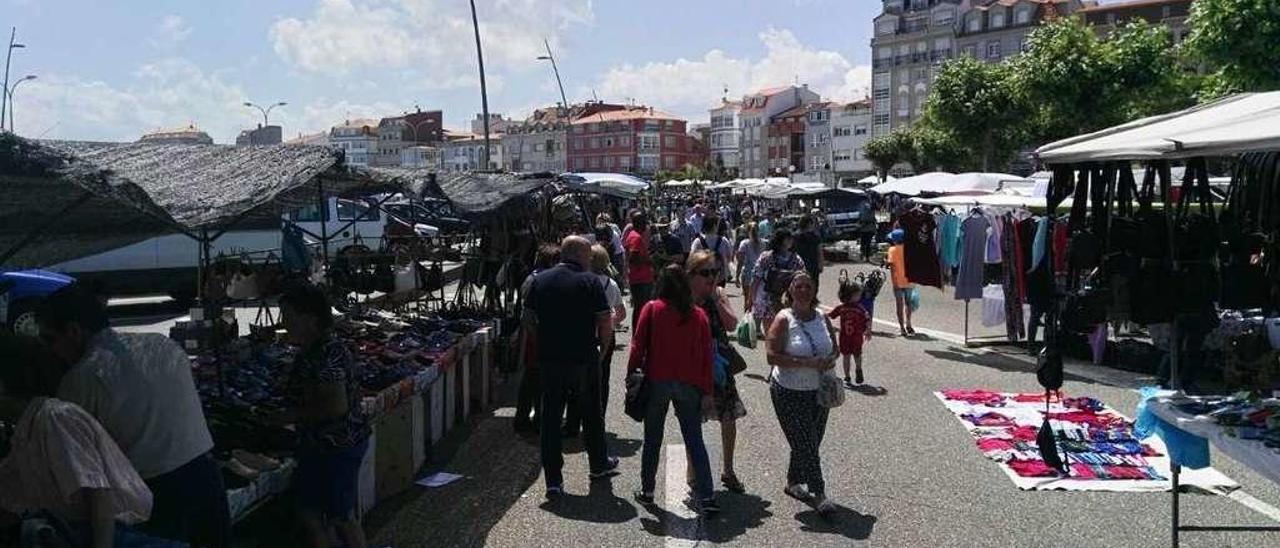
[365,265,1280,548]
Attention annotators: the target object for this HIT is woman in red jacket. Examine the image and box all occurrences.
[628,265,719,515]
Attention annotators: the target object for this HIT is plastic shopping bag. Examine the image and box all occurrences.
[735,316,756,349]
[905,286,921,313]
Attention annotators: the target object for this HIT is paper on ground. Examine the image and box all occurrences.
[417,472,466,488]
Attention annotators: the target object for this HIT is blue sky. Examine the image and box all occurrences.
[2,0,881,143]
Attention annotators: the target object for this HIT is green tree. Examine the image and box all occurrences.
[910,116,980,173]
[1010,18,1195,144]
[924,56,1026,171]
[864,129,916,180]
[1185,0,1280,96]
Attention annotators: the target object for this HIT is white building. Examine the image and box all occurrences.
[830,100,874,185]
[329,119,380,167]
[738,85,821,178]
[440,134,504,173]
[138,123,214,145]
[707,99,741,178]
[401,145,439,169]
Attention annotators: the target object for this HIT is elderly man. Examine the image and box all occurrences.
[524,236,619,499]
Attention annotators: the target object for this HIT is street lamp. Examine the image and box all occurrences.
[407,118,436,142]
[468,0,492,170]
[243,101,286,127]
[536,38,569,115]
[2,27,26,131]
[7,74,35,132]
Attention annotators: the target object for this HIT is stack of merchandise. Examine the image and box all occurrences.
[190,307,496,516]
[937,389,1170,488]
[1170,395,1280,449]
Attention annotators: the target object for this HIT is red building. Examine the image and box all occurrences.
[767,104,811,177]
[567,106,699,175]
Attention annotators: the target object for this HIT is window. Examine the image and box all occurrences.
[915,91,927,113]
[934,9,954,25]
[639,156,659,170]
[533,142,543,152]
[620,136,631,147]
[987,41,1002,60]
[833,126,852,137]
[915,41,927,53]
[590,137,600,149]
[914,67,929,81]
[934,37,952,50]
[873,71,891,89]
[854,125,868,136]
[877,47,893,60]
[1162,5,1171,18]
[968,15,980,32]
[664,156,676,168]
[618,156,632,168]
[873,88,891,101]
[877,21,896,36]
[639,134,659,150]
[1015,8,1031,25]
[291,203,329,222]
[833,150,852,162]
[991,11,1005,28]
[604,137,614,147]
[590,157,601,168]
[336,198,378,221]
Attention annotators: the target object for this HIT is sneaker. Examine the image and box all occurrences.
[784,484,813,502]
[855,369,864,385]
[815,496,837,515]
[545,485,564,500]
[844,377,855,389]
[906,326,916,336]
[633,490,655,505]
[589,456,621,480]
[699,498,722,515]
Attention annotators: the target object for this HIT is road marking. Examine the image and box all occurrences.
[870,318,966,344]
[1223,488,1280,523]
[664,443,702,548]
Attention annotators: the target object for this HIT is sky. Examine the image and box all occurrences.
[1,0,884,144]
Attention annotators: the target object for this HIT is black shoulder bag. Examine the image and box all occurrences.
[624,304,654,423]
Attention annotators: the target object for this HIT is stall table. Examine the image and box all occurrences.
[1146,396,1280,546]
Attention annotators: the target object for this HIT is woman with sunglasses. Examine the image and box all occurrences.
[766,272,840,516]
[686,250,749,494]
[748,228,806,330]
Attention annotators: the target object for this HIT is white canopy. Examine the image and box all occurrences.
[1036,92,1280,163]
[857,174,895,185]
[786,182,829,196]
[914,193,1052,210]
[561,172,650,196]
[868,171,1032,196]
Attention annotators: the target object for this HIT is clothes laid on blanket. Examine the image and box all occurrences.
[1007,459,1058,478]
[941,389,1006,406]
[899,208,943,288]
[955,214,990,300]
[962,412,1017,427]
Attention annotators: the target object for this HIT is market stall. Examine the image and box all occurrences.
[1036,91,1280,546]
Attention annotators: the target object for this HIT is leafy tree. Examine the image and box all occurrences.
[864,130,916,179]
[1185,0,1280,96]
[924,56,1026,171]
[911,115,980,173]
[1009,18,1195,144]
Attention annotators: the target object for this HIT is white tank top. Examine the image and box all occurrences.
[771,308,833,391]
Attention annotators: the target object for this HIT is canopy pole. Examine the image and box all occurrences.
[0,192,93,267]
[318,177,330,266]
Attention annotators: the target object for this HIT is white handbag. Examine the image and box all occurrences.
[226,271,260,301]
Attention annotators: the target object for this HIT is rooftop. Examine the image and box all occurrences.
[571,106,683,125]
[1078,0,1190,13]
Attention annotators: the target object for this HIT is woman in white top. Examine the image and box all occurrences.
[765,272,840,515]
[0,334,181,548]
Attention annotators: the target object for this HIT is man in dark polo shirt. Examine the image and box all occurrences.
[524,236,619,498]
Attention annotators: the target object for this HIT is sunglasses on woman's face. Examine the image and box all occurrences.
[693,268,720,278]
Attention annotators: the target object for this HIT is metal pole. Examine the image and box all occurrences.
[469,0,492,171]
[9,76,34,132]
[543,39,569,113]
[2,28,17,132]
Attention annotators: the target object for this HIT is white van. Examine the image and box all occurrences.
[49,196,394,301]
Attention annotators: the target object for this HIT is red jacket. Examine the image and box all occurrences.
[628,299,714,395]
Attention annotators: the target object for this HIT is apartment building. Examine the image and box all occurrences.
[329,119,380,167]
[567,106,699,176]
[708,99,742,178]
[738,85,821,178]
[799,103,833,185]
[830,100,874,186]
[439,133,503,173]
[1079,0,1194,43]
[957,1,1084,62]
[767,104,812,180]
[503,102,627,173]
[870,0,962,138]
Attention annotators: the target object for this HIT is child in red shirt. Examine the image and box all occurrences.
[827,281,872,387]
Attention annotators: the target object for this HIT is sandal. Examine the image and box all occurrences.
[722,473,746,494]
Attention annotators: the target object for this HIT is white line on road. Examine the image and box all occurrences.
[664,443,702,548]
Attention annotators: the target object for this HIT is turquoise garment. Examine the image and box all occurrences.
[1134,386,1210,469]
[1029,216,1049,273]
[940,214,961,268]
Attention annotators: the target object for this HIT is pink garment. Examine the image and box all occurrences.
[1007,459,1059,478]
[0,398,152,524]
[976,438,1016,452]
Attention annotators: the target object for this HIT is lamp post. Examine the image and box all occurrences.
[2,27,26,132]
[468,0,492,171]
[243,101,286,127]
[7,74,35,132]
[536,38,569,115]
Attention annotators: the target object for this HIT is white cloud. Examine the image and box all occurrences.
[270,0,593,90]
[151,15,192,49]
[14,58,249,142]
[593,28,872,120]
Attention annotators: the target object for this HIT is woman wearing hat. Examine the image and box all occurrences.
[885,228,916,336]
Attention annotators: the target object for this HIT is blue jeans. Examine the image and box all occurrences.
[640,381,713,500]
